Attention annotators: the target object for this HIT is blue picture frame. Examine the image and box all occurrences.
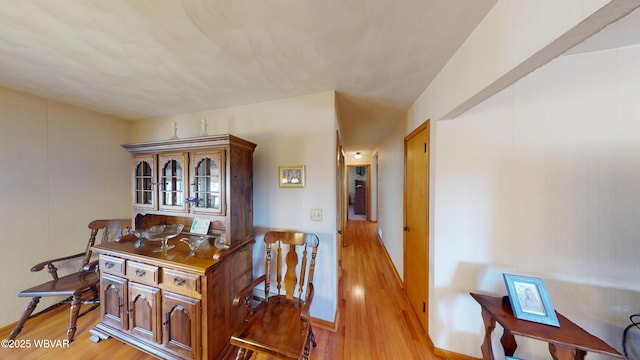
[503,273,559,327]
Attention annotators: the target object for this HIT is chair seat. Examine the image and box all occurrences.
[231,296,310,359]
[18,271,99,298]
[10,219,132,343]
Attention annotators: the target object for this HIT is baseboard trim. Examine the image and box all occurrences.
[375,230,477,360]
[0,321,16,334]
[376,232,403,290]
[434,347,481,360]
[311,310,339,332]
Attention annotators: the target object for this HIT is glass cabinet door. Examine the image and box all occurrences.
[158,153,188,212]
[132,155,156,210]
[189,151,225,215]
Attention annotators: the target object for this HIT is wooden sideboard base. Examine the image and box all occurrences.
[89,322,221,360]
[91,237,254,360]
[88,326,109,343]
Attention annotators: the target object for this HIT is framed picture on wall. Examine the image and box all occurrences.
[279,165,305,188]
[503,273,559,327]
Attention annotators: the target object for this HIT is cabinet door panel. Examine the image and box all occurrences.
[162,291,201,359]
[158,153,188,212]
[189,150,225,215]
[132,154,157,210]
[128,282,162,344]
[100,273,128,330]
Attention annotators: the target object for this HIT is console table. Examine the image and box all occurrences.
[470,293,624,360]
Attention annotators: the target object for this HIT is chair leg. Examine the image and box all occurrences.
[90,285,99,300]
[310,325,317,348]
[9,297,41,340]
[236,347,253,360]
[235,347,245,360]
[302,325,317,360]
[66,295,82,342]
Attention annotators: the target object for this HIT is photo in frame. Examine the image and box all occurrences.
[279,165,305,188]
[190,218,211,235]
[503,273,560,327]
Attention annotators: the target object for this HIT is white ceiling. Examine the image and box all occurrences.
[0,0,497,152]
[0,1,637,153]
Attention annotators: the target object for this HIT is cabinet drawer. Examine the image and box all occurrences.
[162,268,200,295]
[127,261,159,285]
[99,255,125,276]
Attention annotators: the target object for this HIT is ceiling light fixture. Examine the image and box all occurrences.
[354,152,362,159]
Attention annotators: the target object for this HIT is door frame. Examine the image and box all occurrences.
[347,164,370,221]
[336,131,346,263]
[403,119,430,333]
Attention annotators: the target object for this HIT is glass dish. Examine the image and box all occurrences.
[142,224,185,252]
[180,235,210,256]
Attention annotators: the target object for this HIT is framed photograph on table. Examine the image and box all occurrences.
[503,273,559,327]
[279,165,305,188]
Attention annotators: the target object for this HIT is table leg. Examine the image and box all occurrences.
[501,329,517,357]
[480,308,496,360]
[549,343,586,360]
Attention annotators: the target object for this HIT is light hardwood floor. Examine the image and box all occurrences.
[0,220,437,359]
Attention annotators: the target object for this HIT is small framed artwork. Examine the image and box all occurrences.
[503,273,559,327]
[190,218,210,235]
[279,165,305,188]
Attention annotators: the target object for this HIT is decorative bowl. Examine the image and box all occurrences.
[142,224,185,252]
[180,235,210,256]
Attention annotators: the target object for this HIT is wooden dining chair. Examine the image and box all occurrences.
[9,218,132,342]
[230,230,320,360]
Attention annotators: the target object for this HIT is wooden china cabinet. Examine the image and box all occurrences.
[90,134,256,360]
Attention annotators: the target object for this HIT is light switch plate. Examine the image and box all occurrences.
[310,209,322,221]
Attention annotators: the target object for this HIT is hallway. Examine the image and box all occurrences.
[336,220,435,359]
[348,205,366,221]
[0,220,436,359]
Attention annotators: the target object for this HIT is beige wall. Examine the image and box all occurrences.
[132,91,338,322]
[0,90,339,329]
[0,88,132,327]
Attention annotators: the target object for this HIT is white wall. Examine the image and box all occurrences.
[369,151,378,222]
[132,91,338,322]
[409,0,611,124]
[432,45,640,358]
[376,119,407,279]
[399,1,640,357]
[0,88,132,327]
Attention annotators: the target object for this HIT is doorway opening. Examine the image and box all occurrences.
[347,165,369,221]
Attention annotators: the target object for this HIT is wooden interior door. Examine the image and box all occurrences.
[336,131,345,262]
[404,120,430,332]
